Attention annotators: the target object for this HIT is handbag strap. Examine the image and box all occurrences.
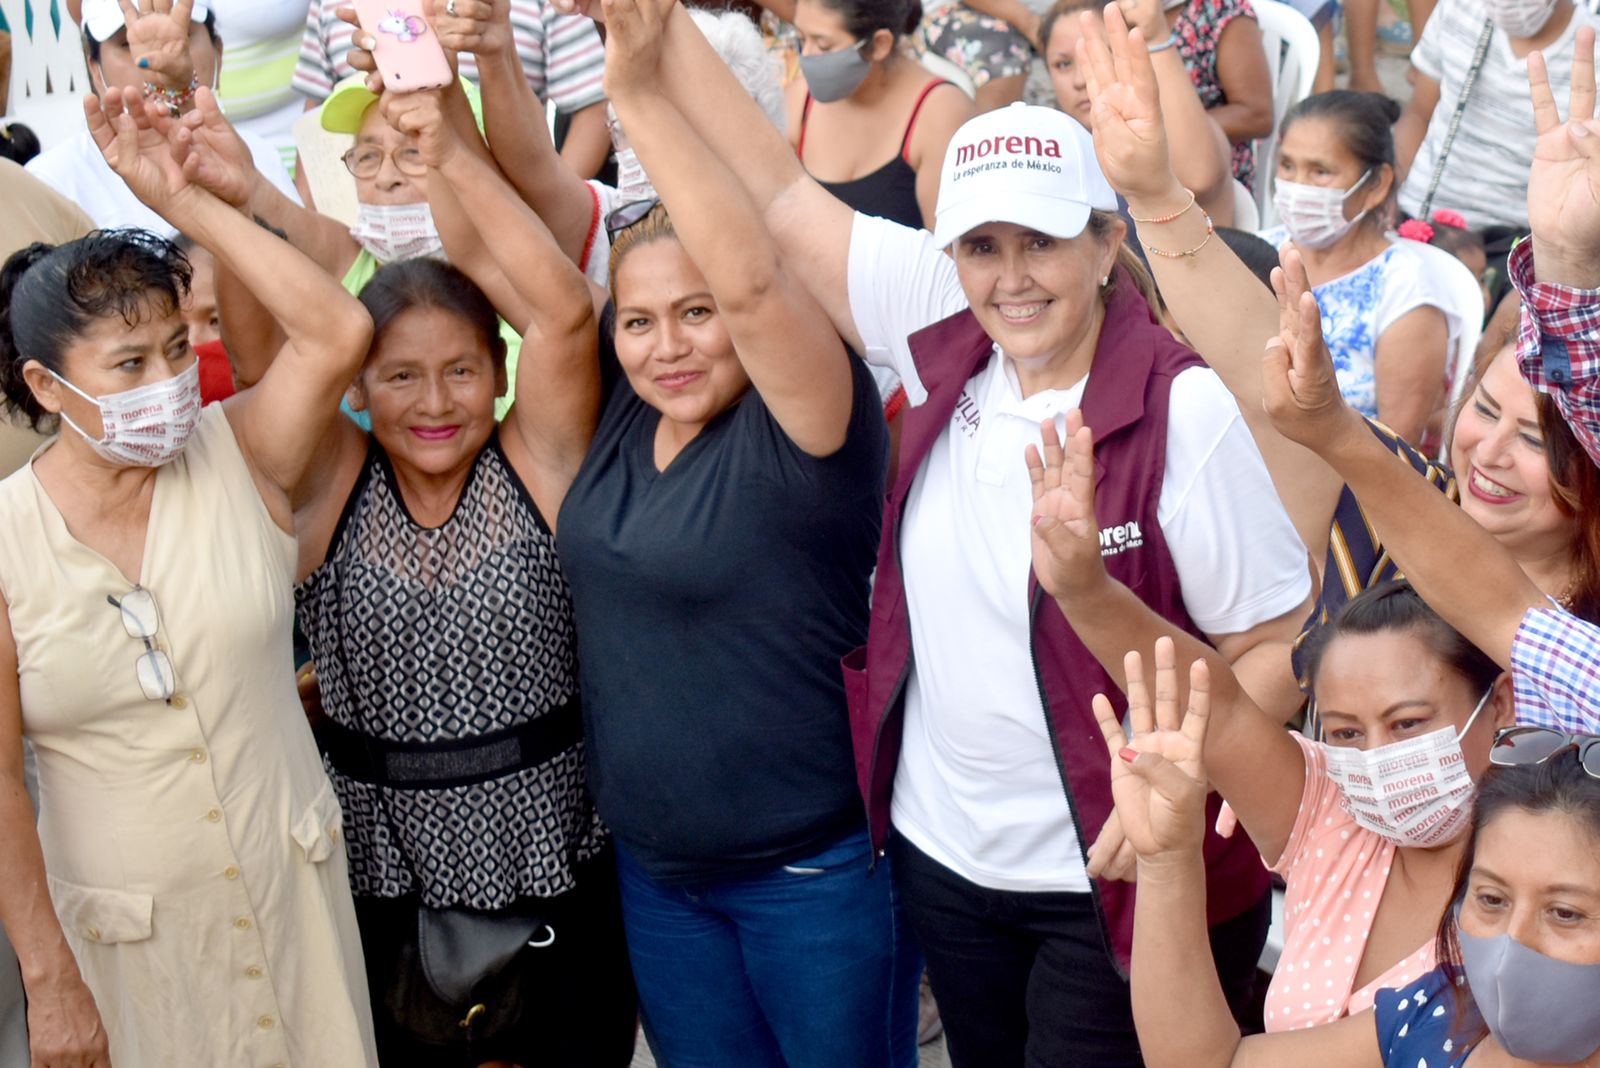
[1416,18,1495,220]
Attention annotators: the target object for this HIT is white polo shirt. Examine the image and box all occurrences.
[847,214,1311,892]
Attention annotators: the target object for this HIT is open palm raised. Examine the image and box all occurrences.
[86,87,196,212]
[1076,4,1173,202]
[1527,27,1600,274]
[1091,639,1211,861]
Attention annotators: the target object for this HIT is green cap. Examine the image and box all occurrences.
[319,73,381,134]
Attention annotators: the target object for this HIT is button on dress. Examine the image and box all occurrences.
[0,408,377,1067]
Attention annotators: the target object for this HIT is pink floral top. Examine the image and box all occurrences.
[1262,734,1438,1032]
[1174,0,1259,189]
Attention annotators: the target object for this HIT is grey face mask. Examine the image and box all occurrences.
[798,39,873,103]
[1458,920,1600,1063]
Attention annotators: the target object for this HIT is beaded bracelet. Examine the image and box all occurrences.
[1142,212,1216,260]
[1128,188,1196,225]
[1148,32,1179,53]
[144,74,200,116]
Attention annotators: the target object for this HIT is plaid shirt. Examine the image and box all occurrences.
[1512,606,1600,732]
[1510,239,1600,468]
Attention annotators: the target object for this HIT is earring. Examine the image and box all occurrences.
[1099,275,1110,287]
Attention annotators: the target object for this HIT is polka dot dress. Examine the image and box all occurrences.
[1263,735,1439,1031]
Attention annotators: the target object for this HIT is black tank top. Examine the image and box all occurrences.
[798,79,948,230]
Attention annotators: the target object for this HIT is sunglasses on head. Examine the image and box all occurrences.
[1489,726,1600,778]
[605,198,660,239]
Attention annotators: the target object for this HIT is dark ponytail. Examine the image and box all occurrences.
[0,231,191,432]
[814,0,923,41]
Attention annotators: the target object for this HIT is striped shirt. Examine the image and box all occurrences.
[1293,417,1459,737]
[292,0,605,112]
[1511,607,1600,732]
[1399,0,1598,230]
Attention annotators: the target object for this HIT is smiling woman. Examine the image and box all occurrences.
[604,5,1315,1060]
[280,83,638,1065]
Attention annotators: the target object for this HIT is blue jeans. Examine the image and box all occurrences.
[615,829,921,1068]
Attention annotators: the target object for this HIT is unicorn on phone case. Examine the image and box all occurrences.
[377,10,427,42]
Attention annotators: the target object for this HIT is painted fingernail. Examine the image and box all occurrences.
[138,57,150,68]
[1118,746,1139,763]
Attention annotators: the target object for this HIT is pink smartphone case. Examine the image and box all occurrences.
[352,0,454,92]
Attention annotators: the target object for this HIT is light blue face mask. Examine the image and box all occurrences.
[1458,918,1600,1063]
[798,39,873,103]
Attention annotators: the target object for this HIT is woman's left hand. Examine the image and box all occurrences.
[1261,248,1365,456]
[1077,4,1178,204]
[1114,0,1168,47]
[117,0,197,91]
[86,86,197,214]
[1091,639,1212,864]
[381,88,458,170]
[1027,410,1110,602]
[600,0,672,100]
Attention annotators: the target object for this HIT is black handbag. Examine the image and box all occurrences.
[382,901,557,1049]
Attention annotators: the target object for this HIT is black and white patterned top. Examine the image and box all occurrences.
[297,435,604,909]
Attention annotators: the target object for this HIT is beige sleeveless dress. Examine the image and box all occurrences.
[0,407,377,1067]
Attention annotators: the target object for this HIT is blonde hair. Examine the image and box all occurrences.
[607,202,678,301]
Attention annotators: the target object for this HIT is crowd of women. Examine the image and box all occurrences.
[1,0,1599,1062]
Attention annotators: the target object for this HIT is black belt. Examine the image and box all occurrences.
[316,697,584,790]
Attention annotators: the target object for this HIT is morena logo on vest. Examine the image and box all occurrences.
[1098,520,1144,557]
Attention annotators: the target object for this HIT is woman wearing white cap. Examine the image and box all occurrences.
[576,0,1312,1062]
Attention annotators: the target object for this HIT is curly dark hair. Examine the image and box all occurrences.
[0,230,192,432]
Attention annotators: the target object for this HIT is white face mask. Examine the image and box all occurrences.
[48,361,202,467]
[1320,686,1492,849]
[614,147,655,204]
[349,201,445,263]
[608,105,656,205]
[1484,0,1559,36]
[1272,169,1373,250]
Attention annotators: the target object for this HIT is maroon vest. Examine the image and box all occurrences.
[841,272,1269,973]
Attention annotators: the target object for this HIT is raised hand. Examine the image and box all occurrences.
[1087,809,1139,882]
[1027,410,1108,602]
[550,0,604,23]
[1261,248,1364,454]
[86,87,196,213]
[172,88,258,208]
[1527,26,1600,286]
[430,0,513,56]
[1076,4,1175,203]
[1091,639,1211,863]
[600,0,670,99]
[380,88,458,169]
[336,7,391,94]
[1113,0,1167,45]
[118,0,198,91]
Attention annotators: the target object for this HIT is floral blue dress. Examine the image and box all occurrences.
[1258,229,1460,421]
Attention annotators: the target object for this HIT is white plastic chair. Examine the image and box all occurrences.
[1230,178,1260,230]
[1251,0,1320,229]
[1,0,94,151]
[1392,237,1485,458]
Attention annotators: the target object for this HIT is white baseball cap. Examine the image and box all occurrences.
[932,103,1118,249]
[81,0,212,42]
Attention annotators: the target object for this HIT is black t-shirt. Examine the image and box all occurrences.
[556,348,888,883]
